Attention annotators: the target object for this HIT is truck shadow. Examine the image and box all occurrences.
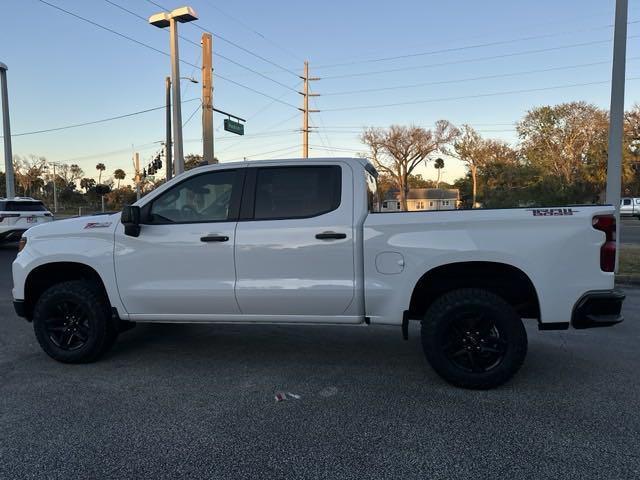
[106,322,598,392]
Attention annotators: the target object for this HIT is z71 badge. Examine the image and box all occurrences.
[531,208,576,216]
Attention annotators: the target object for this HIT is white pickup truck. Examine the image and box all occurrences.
[12,158,624,389]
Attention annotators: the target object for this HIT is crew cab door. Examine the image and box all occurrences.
[234,163,356,320]
[114,168,244,319]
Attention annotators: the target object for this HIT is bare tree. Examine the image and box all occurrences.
[12,154,47,197]
[361,123,458,210]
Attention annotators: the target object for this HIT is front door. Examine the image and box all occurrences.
[234,164,356,319]
[114,168,244,320]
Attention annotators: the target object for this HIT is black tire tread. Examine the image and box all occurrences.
[421,288,527,390]
[33,280,114,363]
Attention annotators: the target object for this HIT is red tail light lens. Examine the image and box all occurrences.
[592,215,616,272]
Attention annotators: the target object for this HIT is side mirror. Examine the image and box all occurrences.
[121,205,141,237]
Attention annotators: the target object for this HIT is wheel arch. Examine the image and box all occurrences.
[408,261,540,321]
[23,262,111,320]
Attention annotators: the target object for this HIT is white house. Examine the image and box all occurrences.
[381,188,460,212]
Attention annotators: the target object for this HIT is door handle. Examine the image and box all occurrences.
[200,235,229,242]
[315,231,347,240]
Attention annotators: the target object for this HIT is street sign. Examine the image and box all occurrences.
[224,118,244,136]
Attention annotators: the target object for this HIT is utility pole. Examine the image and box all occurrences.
[134,152,141,201]
[202,33,215,164]
[606,0,628,271]
[165,76,173,181]
[0,62,15,199]
[299,61,319,158]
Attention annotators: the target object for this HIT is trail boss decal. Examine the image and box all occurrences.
[84,222,112,229]
[530,208,577,217]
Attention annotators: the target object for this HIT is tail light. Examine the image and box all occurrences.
[592,215,616,272]
[18,237,27,253]
[0,213,19,222]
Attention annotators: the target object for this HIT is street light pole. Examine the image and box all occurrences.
[0,62,15,199]
[169,17,184,175]
[149,6,198,177]
[606,0,628,271]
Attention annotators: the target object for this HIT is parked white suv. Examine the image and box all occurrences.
[0,197,53,243]
[12,159,624,389]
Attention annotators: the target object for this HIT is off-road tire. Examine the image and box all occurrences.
[33,280,115,363]
[421,288,528,389]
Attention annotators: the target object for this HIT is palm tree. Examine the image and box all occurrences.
[434,157,445,188]
[80,177,95,193]
[96,163,106,184]
[114,169,126,188]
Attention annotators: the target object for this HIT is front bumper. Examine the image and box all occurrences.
[571,289,625,329]
[13,300,26,319]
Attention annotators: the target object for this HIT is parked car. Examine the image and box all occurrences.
[0,197,53,243]
[619,197,640,217]
[12,158,624,389]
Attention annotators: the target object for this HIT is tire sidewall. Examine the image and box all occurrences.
[422,289,528,389]
[33,282,109,363]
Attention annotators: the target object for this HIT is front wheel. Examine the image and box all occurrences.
[421,288,528,389]
[33,280,115,363]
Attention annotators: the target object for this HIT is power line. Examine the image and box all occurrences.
[6,98,199,137]
[37,0,298,108]
[323,77,640,112]
[321,35,640,80]
[201,1,302,62]
[182,104,201,128]
[225,145,300,162]
[313,20,640,70]
[103,0,299,93]
[323,57,640,96]
[144,0,299,77]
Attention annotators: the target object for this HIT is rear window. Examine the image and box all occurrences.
[253,166,341,220]
[1,201,47,212]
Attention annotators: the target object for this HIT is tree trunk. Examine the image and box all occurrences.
[436,169,441,189]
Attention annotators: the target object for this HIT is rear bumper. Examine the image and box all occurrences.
[571,289,625,329]
[0,229,26,242]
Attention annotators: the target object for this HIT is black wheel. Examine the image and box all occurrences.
[421,288,527,389]
[33,280,115,363]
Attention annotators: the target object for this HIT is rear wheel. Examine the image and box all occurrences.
[33,280,116,363]
[421,288,527,389]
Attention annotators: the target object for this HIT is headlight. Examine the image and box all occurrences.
[18,237,27,253]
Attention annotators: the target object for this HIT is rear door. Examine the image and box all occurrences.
[234,163,356,319]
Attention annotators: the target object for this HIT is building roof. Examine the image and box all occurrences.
[384,188,459,201]
[407,188,459,200]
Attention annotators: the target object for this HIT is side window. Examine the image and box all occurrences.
[149,170,238,223]
[253,166,341,220]
[623,199,632,205]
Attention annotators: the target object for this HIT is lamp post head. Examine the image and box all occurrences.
[149,7,197,28]
[148,12,170,28]
[170,6,198,23]
[0,62,7,71]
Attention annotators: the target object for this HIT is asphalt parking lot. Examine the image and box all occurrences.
[0,244,639,479]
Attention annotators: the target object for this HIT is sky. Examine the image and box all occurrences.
[1,0,639,186]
